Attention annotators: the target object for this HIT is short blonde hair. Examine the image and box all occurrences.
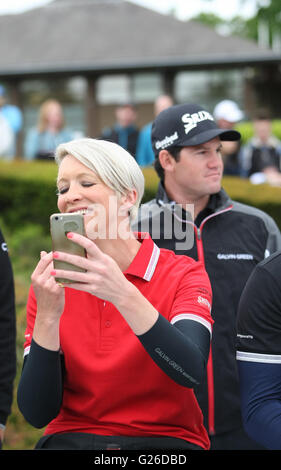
[55,138,144,221]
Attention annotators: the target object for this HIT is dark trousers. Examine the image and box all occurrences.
[210,426,266,450]
[35,433,203,450]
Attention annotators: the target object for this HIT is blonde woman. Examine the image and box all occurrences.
[24,99,73,160]
[18,138,213,450]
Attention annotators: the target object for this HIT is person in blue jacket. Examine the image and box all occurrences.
[0,84,22,158]
[136,95,173,167]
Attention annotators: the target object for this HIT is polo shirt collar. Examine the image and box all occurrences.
[124,232,160,281]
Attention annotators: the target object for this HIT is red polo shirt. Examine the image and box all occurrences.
[24,233,213,449]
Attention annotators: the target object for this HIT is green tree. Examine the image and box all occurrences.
[191,12,224,29]
[192,0,281,48]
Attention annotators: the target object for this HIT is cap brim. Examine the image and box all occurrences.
[182,128,241,147]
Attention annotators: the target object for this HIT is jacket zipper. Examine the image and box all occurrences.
[193,205,233,435]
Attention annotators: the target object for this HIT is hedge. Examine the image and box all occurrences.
[236,119,281,144]
[0,160,281,233]
[0,160,58,232]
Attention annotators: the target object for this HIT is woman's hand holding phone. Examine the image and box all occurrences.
[31,250,66,351]
[50,232,131,306]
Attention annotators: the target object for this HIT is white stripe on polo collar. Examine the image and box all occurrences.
[143,243,160,281]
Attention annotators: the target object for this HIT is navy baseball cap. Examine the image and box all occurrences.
[151,103,241,155]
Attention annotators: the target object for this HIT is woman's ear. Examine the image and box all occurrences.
[158,149,176,172]
[120,189,138,212]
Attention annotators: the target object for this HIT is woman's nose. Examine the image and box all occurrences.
[65,184,83,202]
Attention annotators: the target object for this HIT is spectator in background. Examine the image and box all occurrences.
[240,110,281,186]
[136,95,174,167]
[213,99,244,175]
[0,84,22,159]
[24,99,73,161]
[0,227,16,449]
[100,103,139,159]
[0,114,14,160]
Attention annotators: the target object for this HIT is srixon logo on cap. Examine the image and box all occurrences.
[181,111,214,135]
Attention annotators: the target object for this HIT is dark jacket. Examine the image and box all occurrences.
[0,229,16,428]
[100,124,139,158]
[133,183,281,435]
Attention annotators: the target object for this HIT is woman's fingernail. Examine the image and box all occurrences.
[67,232,73,239]
[53,252,59,258]
[50,270,56,276]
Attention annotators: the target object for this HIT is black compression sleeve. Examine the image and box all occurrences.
[137,314,210,388]
[17,339,64,428]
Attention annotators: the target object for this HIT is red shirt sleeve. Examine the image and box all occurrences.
[169,259,213,333]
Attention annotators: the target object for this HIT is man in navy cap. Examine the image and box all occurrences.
[133,103,281,450]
